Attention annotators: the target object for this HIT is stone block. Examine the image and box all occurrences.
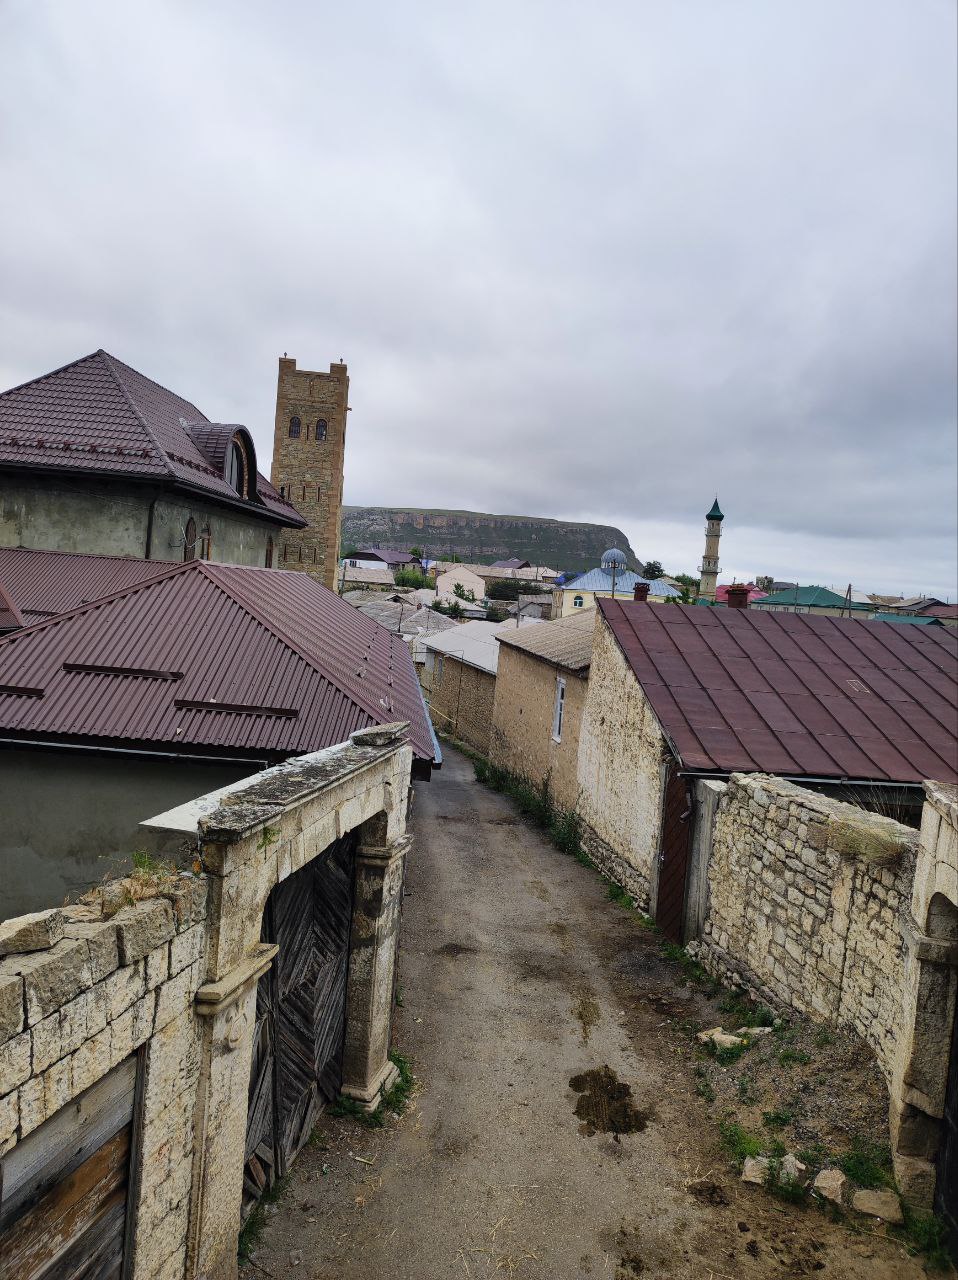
[14,938,93,1025]
[0,1029,31,1094]
[99,961,146,1022]
[813,1168,846,1203]
[851,1189,903,1224]
[18,1075,44,1136]
[146,944,170,990]
[71,1025,112,1095]
[0,1086,18,1156]
[742,1156,770,1184]
[114,900,175,966]
[63,921,119,982]
[42,1057,73,1117]
[0,908,64,956]
[170,924,206,977]
[0,969,24,1046]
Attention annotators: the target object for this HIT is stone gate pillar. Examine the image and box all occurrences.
[341,833,411,1109]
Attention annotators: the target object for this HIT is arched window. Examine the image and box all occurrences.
[315,419,327,442]
[289,417,301,438]
[573,595,584,609]
[200,525,212,560]
[265,537,274,568]
[184,517,197,562]
[227,439,247,496]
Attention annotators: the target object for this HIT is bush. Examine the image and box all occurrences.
[394,568,433,589]
[486,579,547,600]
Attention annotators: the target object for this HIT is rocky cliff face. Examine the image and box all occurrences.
[341,507,638,574]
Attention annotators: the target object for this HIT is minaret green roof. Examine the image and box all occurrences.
[706,497,724,521]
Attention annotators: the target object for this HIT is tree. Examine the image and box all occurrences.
[409,545,423,558]
[394,568,432,589]
[452,583,476,602]
[432,599,463,619]
[486,579,545,600]
[756,575,773,593]
[641,560,664,580]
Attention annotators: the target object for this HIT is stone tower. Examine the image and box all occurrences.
[270,356,349,591]
[698,497,723,602]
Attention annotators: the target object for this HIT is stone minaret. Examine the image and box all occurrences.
[270,356,349,591]
[698,497,724,602]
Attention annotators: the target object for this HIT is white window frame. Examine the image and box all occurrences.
[552,676,566,742]
[572,595,584,609]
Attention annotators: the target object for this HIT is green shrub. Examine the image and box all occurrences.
[718,1119,763,1167]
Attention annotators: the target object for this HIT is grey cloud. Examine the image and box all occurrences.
[0,0,955,595]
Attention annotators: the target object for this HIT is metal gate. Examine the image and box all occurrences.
[0,1055,140,1280]
[655,766,694,944]
[936,995,958,1261]
[243,832,357,1218]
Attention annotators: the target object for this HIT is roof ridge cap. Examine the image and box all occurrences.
[98,351,176,479]
[0,559,195,648]
[0,349,105,402]
[103,352,210,427]
[198,565,412,727]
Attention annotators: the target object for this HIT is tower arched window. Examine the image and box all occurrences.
[200,524,212,560]
[184,517,197,562]
[572,594,584,609]
[315,419,327,442]
[289,417,301,438]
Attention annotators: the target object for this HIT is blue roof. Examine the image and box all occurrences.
[562,567,681,597]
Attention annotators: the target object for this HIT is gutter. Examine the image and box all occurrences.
[0,736,270,768]
[676,767,925,793]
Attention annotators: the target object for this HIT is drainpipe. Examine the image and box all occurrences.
[145,495,160,559]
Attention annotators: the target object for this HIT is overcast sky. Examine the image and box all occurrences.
[1,1,955,596]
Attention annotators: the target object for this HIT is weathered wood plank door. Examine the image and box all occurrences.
[655,766,694,944]
[0,1056,139,1280]
[243,832,357,1219]
[936,997,958,1262]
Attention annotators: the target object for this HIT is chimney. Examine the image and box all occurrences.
[633,581,650,602]
[726,583,750,610]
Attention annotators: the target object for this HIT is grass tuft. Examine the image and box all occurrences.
[895,1206,953,1272]
[238,1172,290,1261]
[718,1119,763,1168]
[328,1051,414,1130]
[836,1135,894,1189]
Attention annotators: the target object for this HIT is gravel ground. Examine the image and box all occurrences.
[244,747,939,1280]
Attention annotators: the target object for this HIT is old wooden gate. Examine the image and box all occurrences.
[936,995,958,1261]
[243,832,357,1217]
[0,1055,140,1280]
[655,766,694,944]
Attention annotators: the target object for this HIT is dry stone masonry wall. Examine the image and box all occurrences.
[696,773,917,1081]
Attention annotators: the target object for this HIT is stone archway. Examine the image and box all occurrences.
[891,782,958,1210]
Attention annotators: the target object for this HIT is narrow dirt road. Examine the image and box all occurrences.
[247,747,929,1280]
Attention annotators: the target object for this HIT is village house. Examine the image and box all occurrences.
[569,598,957,1217]
[0,554,436,917]
[422,617,541,753]
[433,565,487,601]
[431,560,559,587]
[552,548,680,617]
[344,546,418,571]
[490,610,594,811]
[753,584,874,616]
[0,349,307,569]
[336,563,397,592]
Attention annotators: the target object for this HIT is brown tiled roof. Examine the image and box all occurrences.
[497,609,594,673]
[0,561,436,763]
[0,350,305,527]
[598,599,958,784]
[0,546,177,623]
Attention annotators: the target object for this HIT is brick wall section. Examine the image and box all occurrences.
[429,656,496,755]
[270,357,348,591]
[696,773,917,1080]
[0,878,209,1280]
[575,611,668,907]
[490,645,586,812]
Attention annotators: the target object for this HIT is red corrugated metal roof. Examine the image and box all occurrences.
[0,561,435,762]
[0,547,178,622]
[598,599,958,784]
[0,580,23,632]
[0,350,305,527]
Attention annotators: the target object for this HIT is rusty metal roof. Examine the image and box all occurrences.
[598,599,958,784]
[0,561,435,763]
[0,350,305,527]
[0,546,178,623]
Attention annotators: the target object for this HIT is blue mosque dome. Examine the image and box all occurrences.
[600,548,627,575]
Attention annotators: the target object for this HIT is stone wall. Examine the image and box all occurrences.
[0,878,210,1280]
[575,610,668,907]
[270,357,348,591]
[0,726,413,1280]
[696,772,917,1081]
[0,473,280,567]
[489,645,587,812]
[428,655,496,756]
